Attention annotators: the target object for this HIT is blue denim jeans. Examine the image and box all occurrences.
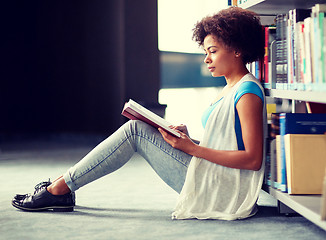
[63,120,192,193]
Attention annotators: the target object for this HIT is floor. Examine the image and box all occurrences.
[1,136,326,240]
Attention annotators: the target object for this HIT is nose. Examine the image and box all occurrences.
[204,54,211,64]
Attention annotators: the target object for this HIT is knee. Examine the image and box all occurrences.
[123,120,155,136]
[124,119,142,129]
[123,120,144,133]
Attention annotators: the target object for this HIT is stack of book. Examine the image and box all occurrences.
[247,3,326,92]
[267,113,326,195]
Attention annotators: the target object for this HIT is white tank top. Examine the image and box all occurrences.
[172,73,267,220]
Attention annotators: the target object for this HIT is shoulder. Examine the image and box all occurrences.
[234,79,264,104]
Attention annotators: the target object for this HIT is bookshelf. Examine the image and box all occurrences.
[269,188,326,230]
[235,0,326,231]
[265,89,326,104]
[239,0,326,15]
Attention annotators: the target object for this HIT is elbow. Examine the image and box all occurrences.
[244,148,263,171]
[243,151,263,171]
[251,162,262,171]
[250,157,263,171]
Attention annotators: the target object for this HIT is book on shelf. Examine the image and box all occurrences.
[275,135,282,190]
[263,26,276,89]
[287,9,311,90]
[312,4,326,90]
[263,4,326,92]
[266,113,281,188]
[303,16,313,89]
[284,134,326,195]
[278,113,326,192]
[121,99,181,138]
[307,102,326,113]
[321,168,326,220]
[268,138,277,188]
[275,14,288,90]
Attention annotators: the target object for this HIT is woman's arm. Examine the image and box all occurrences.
[158,93,263,171]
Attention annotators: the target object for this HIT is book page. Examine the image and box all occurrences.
[124,100,181,137]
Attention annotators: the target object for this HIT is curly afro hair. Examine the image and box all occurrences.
[192,7,265,64]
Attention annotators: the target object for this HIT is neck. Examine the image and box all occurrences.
[225,65,249,87]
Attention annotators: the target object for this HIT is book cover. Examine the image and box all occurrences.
[121,99,181,138]
[279,113,326,192]
[280,113,326,135]
[284,134,326,194]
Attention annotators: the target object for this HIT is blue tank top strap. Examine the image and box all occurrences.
[234,81,264,106]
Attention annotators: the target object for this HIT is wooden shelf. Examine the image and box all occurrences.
[265,89,326,103]
[269,188,326,230]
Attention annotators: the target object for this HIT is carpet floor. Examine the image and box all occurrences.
[1,137,326,240]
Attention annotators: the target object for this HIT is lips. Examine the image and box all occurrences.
[208,67,215,72]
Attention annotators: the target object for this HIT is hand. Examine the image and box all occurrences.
[170,124,189,136]
[158,127,197,155]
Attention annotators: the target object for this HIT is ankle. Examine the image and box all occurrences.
[47,179,71,195]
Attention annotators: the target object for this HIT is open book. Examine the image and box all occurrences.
[121,99,181,138]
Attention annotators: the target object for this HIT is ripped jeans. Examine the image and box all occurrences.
[63,120,192,194]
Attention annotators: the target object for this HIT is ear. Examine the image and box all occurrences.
[235,51,241,57]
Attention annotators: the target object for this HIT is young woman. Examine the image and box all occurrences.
[12,6,267,220]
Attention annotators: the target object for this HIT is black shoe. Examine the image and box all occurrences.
[14,179,76,205]
[14,179,52,201]
[12,188,75,212]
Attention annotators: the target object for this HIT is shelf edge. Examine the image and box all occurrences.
[269,188,326,231]
[265,89,326,103]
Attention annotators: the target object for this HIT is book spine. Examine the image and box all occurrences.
[313,7,320,90]
[284,134,293,194]
[276,14,288,90]
[287,10,294,90]
[276,135,282,189]
[269,138,277,188]
[279,113,288,192]
[304,17,313,90]
[264,26,269,85]
[297,22,305,90]
[324,17,326,90]
[315,4,326,91]
[266,4,326,91]
[288,9,312,90]
[321,169,326,220]
[319,12,325,89]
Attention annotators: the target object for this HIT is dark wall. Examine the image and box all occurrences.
[0,0,160,135]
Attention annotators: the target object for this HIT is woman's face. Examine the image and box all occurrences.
[203,34,237,78]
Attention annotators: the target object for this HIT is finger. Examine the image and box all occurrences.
[158,128,169,139]
[159,128,178,142]
[159,128,174,146]
[158,128,165,136]
[173,125,182,130]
